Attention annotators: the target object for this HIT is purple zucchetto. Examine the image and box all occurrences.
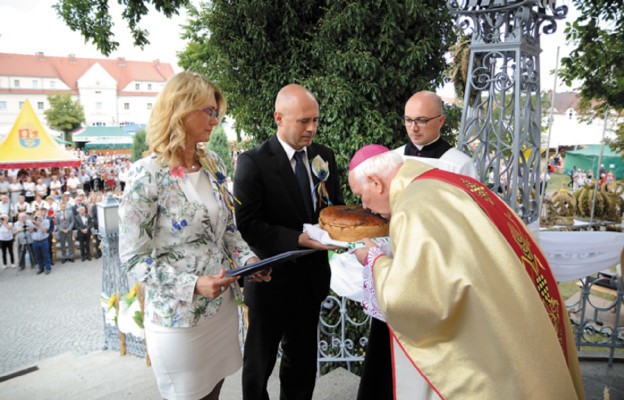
[348,144,390,171]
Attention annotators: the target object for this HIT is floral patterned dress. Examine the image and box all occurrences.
[119,147,255,328]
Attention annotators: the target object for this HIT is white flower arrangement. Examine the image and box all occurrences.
[101,293,118,327]
[100,284,144,338]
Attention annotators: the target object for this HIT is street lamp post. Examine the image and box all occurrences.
[97,194,147,357]
[97,194,129,351]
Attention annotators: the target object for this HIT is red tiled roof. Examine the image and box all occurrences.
[0,88,73,95]
[549,91,581,114]
[0,52,175,92]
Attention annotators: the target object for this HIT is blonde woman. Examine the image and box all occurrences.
[119,72,270,400]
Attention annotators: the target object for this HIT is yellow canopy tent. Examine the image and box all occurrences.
[0,100,80,169]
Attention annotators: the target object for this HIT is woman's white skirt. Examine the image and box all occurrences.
[145,290,242,400]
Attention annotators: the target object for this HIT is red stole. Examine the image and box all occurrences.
[413,169,569,364]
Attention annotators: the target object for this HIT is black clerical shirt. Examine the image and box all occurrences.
[404,137,452,159]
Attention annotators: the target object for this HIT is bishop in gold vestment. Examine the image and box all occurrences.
[348,145,584,400]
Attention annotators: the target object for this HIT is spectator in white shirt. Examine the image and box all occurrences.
[66,171,81,198]
[0,214,15,268]
[46,196,59,213]
[118,166,129,192]
[49,175,62,194]
[23,176,36,203]
[35,178,48,198]
[0,195,11,220]
[8,177,23,205]
[79,169,91,193]
[0,174,9,198]
[31,194,49,213]
[12,196,31,220]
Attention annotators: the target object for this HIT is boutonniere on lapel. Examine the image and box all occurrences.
[311,155,333,208]
[195,143,240,214]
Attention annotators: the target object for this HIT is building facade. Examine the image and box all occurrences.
[0,52,175,134]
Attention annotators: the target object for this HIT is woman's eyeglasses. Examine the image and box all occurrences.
[201,107,219,119]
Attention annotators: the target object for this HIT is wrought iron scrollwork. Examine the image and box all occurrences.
[567,275,624,365]
[317,294,371,375]
[448,0,566,223]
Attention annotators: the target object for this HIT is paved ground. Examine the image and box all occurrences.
[0,258,103,375]
[1,256,624,399]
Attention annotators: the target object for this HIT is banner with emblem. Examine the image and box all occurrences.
[0,100,80,169]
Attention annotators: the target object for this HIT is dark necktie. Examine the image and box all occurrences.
[294,150,314,218]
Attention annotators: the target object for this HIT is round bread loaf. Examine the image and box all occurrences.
[319,205,389,242]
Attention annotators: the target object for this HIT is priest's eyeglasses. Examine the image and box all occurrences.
[201,107,220,120]
[403,114,441,127]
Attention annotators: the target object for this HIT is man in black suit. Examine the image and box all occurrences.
[234,84,344,400]
[74,206,93,261]
[90,195,102,259]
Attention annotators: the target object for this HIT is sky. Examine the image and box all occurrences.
[0,0,190,69]
[0,0,579,95]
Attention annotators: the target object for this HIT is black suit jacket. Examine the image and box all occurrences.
[234,135,344,308]
[74,214,93,238]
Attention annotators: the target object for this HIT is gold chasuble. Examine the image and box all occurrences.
[372,160,584,400]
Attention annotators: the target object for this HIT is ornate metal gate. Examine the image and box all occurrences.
[448,0,567,223]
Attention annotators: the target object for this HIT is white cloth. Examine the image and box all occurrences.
[145,290,241,400]
[306,221,395,303]
[393,335,441,400]
[537,231,624,282]
[313,223,390,302]
[304,223,349,248]
[329,252,365,302]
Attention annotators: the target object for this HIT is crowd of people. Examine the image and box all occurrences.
[0,151,131,272]
[567,163,617,190]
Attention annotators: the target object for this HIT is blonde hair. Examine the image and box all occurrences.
[146,71,226,167]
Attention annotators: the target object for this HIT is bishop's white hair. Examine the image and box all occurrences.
[351,151,404,184]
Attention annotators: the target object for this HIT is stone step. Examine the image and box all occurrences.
[0,351,158,400]
[312,367,361,400]
[0,350,360,399]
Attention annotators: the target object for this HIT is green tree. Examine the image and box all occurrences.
[207,126,233,176]
[131,130,148,162]
[559,0,624,153]
[441,103,462,147]
[180,0,456,200]
[44,93,85,143]
[53,0,189,56]
[52,0,457,198]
